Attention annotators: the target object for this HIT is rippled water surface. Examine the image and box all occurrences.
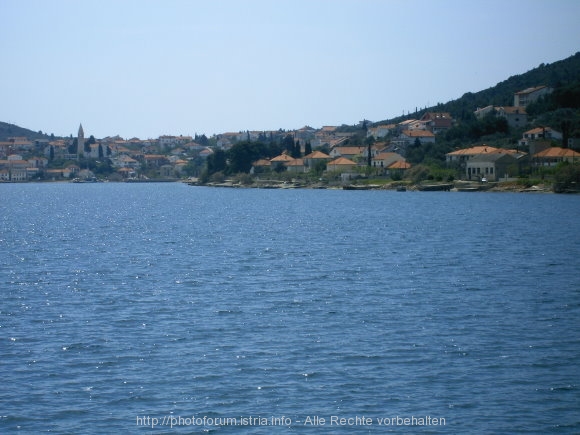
[1,183,580,433]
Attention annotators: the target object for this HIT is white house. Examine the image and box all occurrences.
[519,127,562,147]
[514,86,553,107]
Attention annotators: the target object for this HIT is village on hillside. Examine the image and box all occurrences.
[1,85,579,190]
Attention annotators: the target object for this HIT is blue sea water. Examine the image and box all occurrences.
[1,182,579,433]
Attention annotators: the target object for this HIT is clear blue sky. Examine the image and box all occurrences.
[1,0,579,140]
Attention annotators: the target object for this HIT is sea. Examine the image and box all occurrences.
[1,182,579,434]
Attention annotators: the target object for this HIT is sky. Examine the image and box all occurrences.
[1,0,579,140]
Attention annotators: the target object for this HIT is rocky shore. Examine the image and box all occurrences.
[185,178,561,193]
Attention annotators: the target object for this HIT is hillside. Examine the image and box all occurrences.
[0,121,55,142]
[378,51,580,125]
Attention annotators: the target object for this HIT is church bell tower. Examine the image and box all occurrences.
[77,123,85,159]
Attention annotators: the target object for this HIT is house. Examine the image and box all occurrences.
[215,133,238,149]
[6,137,33,152]
[474,105,527,128]
[27,157,48,168]
[387,160,412,177]
[160,164,176,178]
[392,130,436,153]
[531,147,580,167]
[519,127,562,148]
[367,124,395,139]
[495,106,527,128]
[113,155,139,169]
[465,153,521,181]
[143,154,168,167]
[372,152,405,170]
[285,158,306,173]
[63,164,80,178]
[45,169,67,180]
[270,152,294,170]
[406,120,429,131]
[420,112,453,134]
[402,129,435,142]
[514,86,553,107]
[183,141,206,153]
[250,158,271,174]
[294,126,317,143]
[303,151,331,169]
[360,142,389,159]
[0,142,13,158]
[474,105,495,119]
[199,148,214,159]
[446,146,501,164]
[329,146,365,160]
[158,135,192,148]
[397,119,418,131]
[327,156,357,172]
[116,167,135,179]
[0,157,31,181]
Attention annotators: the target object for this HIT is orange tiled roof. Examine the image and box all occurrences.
[524,127,556,135]
[388,161,411,169]
[285,159,304,166]
[515,85,548,95]
[498,106,527,114]
[447,146,499,156]
[304,151,330,159]
[402,130,435,138]
[374,152,402,160]
[252,159,271,166]
[533,147,580,158]
[332,146,365,155]
[328,157,357,165]
[270,153,294,162]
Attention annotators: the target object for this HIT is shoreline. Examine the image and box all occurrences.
[3,179,577,193]
[186,179,565,194]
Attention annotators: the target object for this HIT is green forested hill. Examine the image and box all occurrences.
[0,121,55,141]
[380,51,580,124]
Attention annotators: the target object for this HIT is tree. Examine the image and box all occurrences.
[313,160,327,176]
[195,134,209,146]
[98,144,104,159]
[304,141,312,156]
[207,149,227,175]
[85,135,96,153]
[227,141,269,173]
[282,134,295,155]
[69,138,78,154]
[49,145,54,161]
[365,136,375,167]
[292,140,301,158]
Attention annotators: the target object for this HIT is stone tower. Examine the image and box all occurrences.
[77,123,85,159]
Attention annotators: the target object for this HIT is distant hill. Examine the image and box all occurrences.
[377,51,580,125]
[0,121,56,142]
